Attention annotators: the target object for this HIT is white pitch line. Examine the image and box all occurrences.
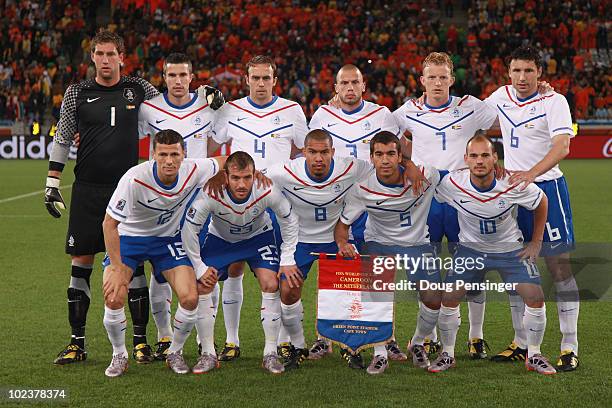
[0,184,72,204]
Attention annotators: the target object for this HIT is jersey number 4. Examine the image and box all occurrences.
[254,140,266,158]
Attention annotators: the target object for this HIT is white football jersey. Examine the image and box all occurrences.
[139,92,215,159]
[434,169,544,253]
[212,96,308,168]
[309,100,400,159]
[106,158,219,237]
[182,185,299,272]
[342,166,440,246]
[393,95,497,170]
[485,86,575,181]
[264,156,372,243]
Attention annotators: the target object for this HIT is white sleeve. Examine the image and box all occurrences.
[392,103,413,133]
[267,188,298,265]
[181,193,212,280]
[546,94,575,139]
[195,158,221,185]
[308,108,323,130]
[106,172,134,222]
[472,97,497,130]
[381,107,400,136]
[211,105,231,144]
[424,166,441,187]
[510,182,544,211]
[352,158,374,181]
[340,185,366,225]
[261,162,286,184]
[292,105,308,149]
[138,105,153,139]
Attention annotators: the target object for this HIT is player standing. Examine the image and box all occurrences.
[430,135,555,375]
[393,52,498,359]
[101,129,224,377]
[308,65,408,362]
[182,152,299,374]
[485,45,579,371]
[138,52,221,360]
[208,55,308,361]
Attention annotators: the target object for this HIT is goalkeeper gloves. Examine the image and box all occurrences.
[201,85,225,110]
[45,176,66,218]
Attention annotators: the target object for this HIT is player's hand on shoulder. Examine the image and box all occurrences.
[199,85,225,110]
[508,169,536,191]
[198,266,218,288]
[44,176,66,218]
[204,170,227,197]
[537,81,554,95]
[403,162,430,194]
[254,170,273,189]
[416,92,426,105]
[278,265,303,289]
[338,242,358,259]
[327,93,341,108]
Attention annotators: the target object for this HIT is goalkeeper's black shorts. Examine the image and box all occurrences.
[65,181,116,256]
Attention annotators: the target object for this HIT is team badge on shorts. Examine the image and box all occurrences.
[123,88,135,102]
[187,207,197,219]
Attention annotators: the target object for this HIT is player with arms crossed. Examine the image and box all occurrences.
[430,135,555,375]
[182,151,299,374]
[138,52,222,360]
[335,131,443,374]
[207,55,308,362]
[308,65,408,361]
[393,52,499,359]
[101,129,225,377]
[485,46,579,371]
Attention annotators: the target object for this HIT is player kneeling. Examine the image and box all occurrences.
[182,152,300,374]
[335,132,442,374]
[101,130,225,377]
[428,135,555,375]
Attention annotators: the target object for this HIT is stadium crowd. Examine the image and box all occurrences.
[0,0,609,125]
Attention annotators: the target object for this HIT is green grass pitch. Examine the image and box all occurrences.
[0,159,610,407]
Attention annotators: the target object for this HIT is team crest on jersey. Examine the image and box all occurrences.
[362,121,372,131]
[115,199,126,211]
[251,207,260,216]
[528,106,537,115]
[187,207,197,219]
[68,235,75,247]
[192,115,202,126]
[451,107,462,117]
[497,198,508,209]
[271,115,281,125]
[123,88,135,102]
[332,182,343,193]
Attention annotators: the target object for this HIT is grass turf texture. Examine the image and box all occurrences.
[0,159,610,408]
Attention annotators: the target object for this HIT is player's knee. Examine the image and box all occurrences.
[228,262,245,278]
[280,288,300,305]
[178,292,198,310]
[259,276,279,293]
[105,296,125,310]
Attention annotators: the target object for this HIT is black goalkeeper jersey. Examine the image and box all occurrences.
[54,76,159,185]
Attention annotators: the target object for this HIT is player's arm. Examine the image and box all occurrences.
[45,85,78,218]
[518,193,548,262]
[334,219,358,258]
[180,198,217,287]
[269,189,303,288]
[291,105,308,159]
[508,134,571,190]
[335,187,363,258]
[101,213,131,302]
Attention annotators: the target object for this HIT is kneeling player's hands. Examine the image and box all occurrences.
[199,266,218,288]
[337,242,358,259]
[279,265,303,289]
[44,177,66,218]
[103,264,131,302]
[518,240,542,263]
[254,170,273,189]
[198,85,225,110]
